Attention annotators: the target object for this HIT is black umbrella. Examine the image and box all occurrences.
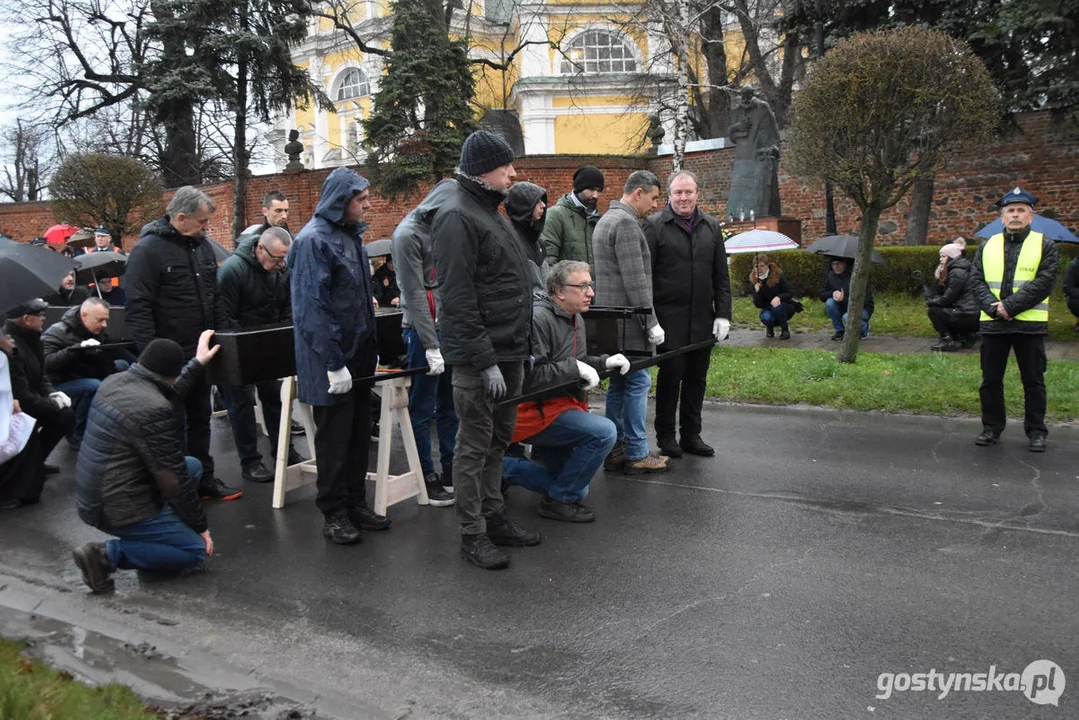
[73,251,128,285]
[206,238,232,264]
[805,234,886,265]
[0,236,75,312]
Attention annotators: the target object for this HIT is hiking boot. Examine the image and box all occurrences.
[538,497,595,523]
[975,430,1000,447]
[680,434,715,457]
[424,474,455,507]
[241,460,273,483]
[1028,434,1047,453]
[765,326,775,338]
[623,451,670,475]
[290,420,305,435]
[830,331,844,341]
[72,542,114,593]
[603,440,626,472]
[322,510,361,545]
[779,328,791,340]
[656,434,683,458]
[348,503,391,531]
[486,513,542,546]
[461,533,509,570]
[200,477,243,501]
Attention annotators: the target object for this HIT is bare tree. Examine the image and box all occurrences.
[0,120,55,202]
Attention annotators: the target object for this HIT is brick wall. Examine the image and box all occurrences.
[1,111,1075,249]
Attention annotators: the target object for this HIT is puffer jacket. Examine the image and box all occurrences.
[927,255,978,317]
[433,174,534,370]
[540,193,599,270]
[971,228,1058,335]
[125,217,226,357]
[505,181,550,299]
[287,167,377,406]
[644,205,731,347]
[75,362,207,532]
[41,305,116,384]
[217,234,292,329]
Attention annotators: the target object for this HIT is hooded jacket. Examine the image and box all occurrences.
[41,305,117,384]
[971,228,1058,335]
[75,361,208,532]
[125,217,226,357]
[216,234,292,329]
[391,178,457,351]
[540,193,599,270]
[926,255,978,318]
[505,181,550,299]
[287,168,377,406]
[432,175,534,370]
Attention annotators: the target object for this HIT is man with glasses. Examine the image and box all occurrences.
[216,226,302,483]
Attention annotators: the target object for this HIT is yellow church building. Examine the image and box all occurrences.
[281,1,744,169]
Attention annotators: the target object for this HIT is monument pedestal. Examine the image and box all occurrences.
[723,216,803,246]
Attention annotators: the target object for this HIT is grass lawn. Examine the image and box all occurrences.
[697,346,1079,421]
[0,637,156,720]
[731,292,1079,341]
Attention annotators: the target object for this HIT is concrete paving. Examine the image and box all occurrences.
[0,402,1077,719]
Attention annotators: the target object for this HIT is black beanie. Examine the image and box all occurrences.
[573,165,605,193]
[459,131,515,177]
[139,339,186,378]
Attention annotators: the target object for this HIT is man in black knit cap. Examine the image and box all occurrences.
[71,331,220,593]
[541,165,605,272]
[433,130,542,570]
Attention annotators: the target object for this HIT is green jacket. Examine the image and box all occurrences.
[540,194,599,271]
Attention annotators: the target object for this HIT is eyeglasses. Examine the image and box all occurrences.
[262,245,287,262]
[564,282,595,292]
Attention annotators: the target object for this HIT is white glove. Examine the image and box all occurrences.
[712,318,731,342]
[575,360,600,390]
[49,391,72,409]
[647,324,665,346]
[605,353,631,375]
[79,338,101,348]
[425,348,445,376]
[327,367,352,394]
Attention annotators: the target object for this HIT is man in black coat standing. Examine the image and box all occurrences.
[125,186,239,501]
[644,170,731,458]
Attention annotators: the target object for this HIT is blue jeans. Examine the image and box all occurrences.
[824,298,871,335]
[102,457,207,571]
[54,377,102,441]
[503,409,616,504]
[605,368,651,461]
[760,304,790,331]
[404,328,457,476]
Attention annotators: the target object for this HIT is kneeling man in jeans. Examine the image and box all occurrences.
[503,261,626,522]
[71,331,219,593]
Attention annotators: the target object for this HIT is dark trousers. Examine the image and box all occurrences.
[182,374,214,482]
[0,429,45,504]
[312,384,372,516]
[35,405,75,462]
[451,361,523,536]
[1067,299,1079,321]
[928,306,978,337]
[979,333,1047,438]
[655,346,712,439]
[223,380,290,467]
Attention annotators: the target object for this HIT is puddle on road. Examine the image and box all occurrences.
[1,608,324,719]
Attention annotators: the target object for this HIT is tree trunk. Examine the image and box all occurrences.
[903,173,935,246]
[699,5,729,138]
[669,0,691,171]
[837,203,882,364]
[160,104,201,188]
[232,22,249,239]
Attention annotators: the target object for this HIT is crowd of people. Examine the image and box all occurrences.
[0,130,1067,587]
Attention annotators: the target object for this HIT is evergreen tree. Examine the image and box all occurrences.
[363,0,478,199]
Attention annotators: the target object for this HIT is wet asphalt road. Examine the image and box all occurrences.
[0,401,1076,719]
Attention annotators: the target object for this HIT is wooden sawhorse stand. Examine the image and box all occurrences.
[272,374,429,515]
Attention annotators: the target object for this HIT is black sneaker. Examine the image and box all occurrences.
[657,434,683,458]
[1028,434,1047,453]
[370,421,381,442]
[348,503,391,531]
[322,510,360,545]
[460,533,509,570]
[680,434,715,457]
[241,461,273,483]
[424,474,455,507]
[441,466,454,493]
[286,448,307,466]
[603,440,626,472]
[831,331,844,341]
[538,497,595,523]
[290,420,305,436]
[975,430,1000,446]
[72,542,114,593]
[486,514,543,546]
[200,477,243,501]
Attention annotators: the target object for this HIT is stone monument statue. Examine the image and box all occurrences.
[646,113,665,153]
[726,87,781,220]
[284,129,305,173]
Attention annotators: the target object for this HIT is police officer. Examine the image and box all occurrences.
[970,187,1058,452]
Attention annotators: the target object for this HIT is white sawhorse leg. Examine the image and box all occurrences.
[272,376,318,508]
[367,375,428,516]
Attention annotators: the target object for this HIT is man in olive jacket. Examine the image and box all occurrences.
[540,165,604,271]
[72,332,219,593]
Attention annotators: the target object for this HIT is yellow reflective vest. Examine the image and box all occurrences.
[979,231,1049,323]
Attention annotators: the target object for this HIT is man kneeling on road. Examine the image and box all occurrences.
[72,331,219,593]
[503,261,624,522]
